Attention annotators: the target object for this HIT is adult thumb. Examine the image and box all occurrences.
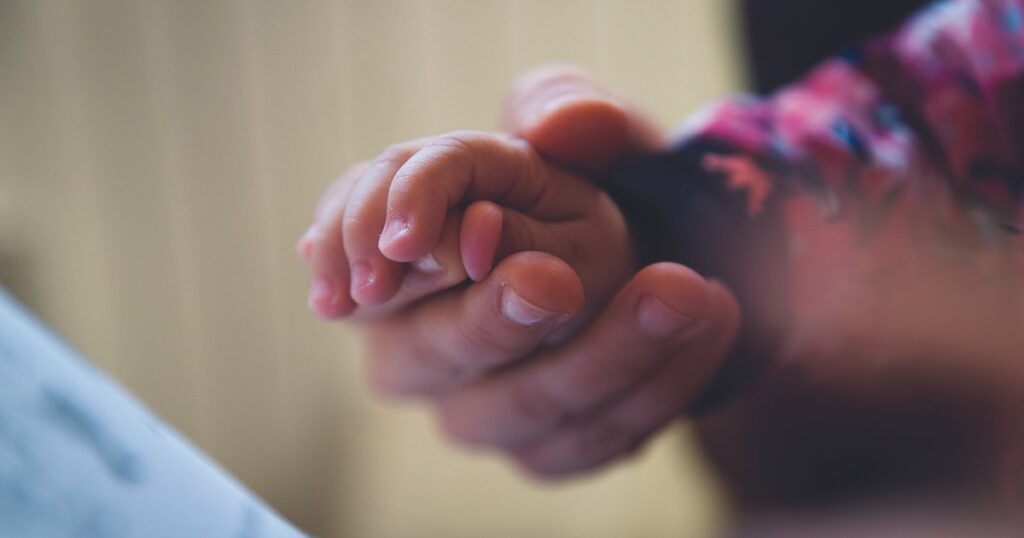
[502,64,665,169]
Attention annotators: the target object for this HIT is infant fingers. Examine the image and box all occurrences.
[342,140,431,306]
[300,162,367,318]
[378,131,589,264]
[304,135,486,319]
[366,252,584,398]
[459,197,631,308]
[346,210,468,322]
[509,280,740,478]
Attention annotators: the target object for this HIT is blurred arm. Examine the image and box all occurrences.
[603,0,1024,408]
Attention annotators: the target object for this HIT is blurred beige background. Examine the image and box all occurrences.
[0,1,743,536]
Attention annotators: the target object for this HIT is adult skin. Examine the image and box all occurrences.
[324,64,1022,522]
[333,64,743,478]
[492,66,1024,515]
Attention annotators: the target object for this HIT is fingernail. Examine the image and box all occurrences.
[501,288,555,326]
[637,295,702,338]
[412,253,443,275]
[351,260,375,292]
[379,217,409,247]
[308,277,334,312]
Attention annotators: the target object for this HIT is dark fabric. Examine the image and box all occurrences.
[607,0,1024,414]
[602,142,788,413]
[741,0,932,93]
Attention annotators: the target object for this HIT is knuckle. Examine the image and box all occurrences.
[365,330,465,398]
[456,314,516,361]
[403,318,474,384]
[571,418,632,455]
[308,227,344,267]
[341,211,374,241]
[375,144,415,169]
[437,402,484,446]
[422,132,481,171]
[502,211,538,252]
[390,133,480,194]
[364,338,409,396]
[577,352,653,390]
[341,160,372,182]
[432,130,486,154]
[365,354,409,399]
[506,382,568,431]
[511,419,635,479]
[404,333,467,383]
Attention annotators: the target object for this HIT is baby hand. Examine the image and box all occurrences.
[298,131,636,323]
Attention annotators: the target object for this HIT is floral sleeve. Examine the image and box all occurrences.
[685,0,1024,235]
[611,0,1024,291]
[603,0,1024,407]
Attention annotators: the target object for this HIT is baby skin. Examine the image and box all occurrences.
[296,76,1022,508]
[296,2,1024,506]
[297,130,634,325]
[295,122,740,482]
[296,130,712,401]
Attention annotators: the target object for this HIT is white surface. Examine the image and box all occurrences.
[0,289,304,538]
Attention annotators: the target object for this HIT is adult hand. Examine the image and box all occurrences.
[355,65,1022,501]
[360,65,741,477]
[507,69,1021,509]
[503,68,1022,507]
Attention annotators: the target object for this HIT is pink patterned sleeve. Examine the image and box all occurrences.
[679,0,1024,236]
[602,0,1024,407]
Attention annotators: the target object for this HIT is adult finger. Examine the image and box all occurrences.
[458,199,632,316]
[436,264,738,448]
[366,251,584,397]
[502,64,665,168]
[509,281,740,477]
[377,131,596,263]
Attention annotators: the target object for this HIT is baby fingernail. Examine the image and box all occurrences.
[637,295,701,338]
[501,288,555,326]
[413,253,443,275]
[351,260,375,292]
[379,217,409,246]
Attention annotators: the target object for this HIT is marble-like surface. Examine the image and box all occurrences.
[0,289,305,538]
